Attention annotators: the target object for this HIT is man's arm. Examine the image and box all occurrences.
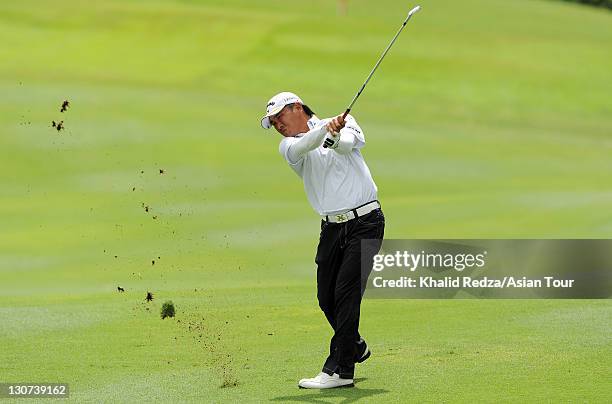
[284,124,329,163]
[324,115,365,155]
[334,132,357,155]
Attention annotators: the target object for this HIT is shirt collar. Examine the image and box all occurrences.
[293,115,321,138]
[307,115,320,130]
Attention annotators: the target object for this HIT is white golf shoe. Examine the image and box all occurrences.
[298,372,354,389]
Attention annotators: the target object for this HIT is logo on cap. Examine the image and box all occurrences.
[261,91,304,129]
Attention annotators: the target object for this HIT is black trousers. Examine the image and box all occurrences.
[315,207,385,379]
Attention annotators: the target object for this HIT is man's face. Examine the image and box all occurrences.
[269,103,308,137]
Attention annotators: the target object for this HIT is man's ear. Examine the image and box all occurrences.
[293,103,304,113]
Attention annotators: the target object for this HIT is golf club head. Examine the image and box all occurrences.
[408,5,421,17]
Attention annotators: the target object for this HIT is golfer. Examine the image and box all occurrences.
[260,92,385,389]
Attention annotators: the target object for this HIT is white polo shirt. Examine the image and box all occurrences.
[278,115,378,216]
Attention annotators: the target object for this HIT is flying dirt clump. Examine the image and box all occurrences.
[51,100,70,132]
[161,301,175,319]
[51,120,64,132]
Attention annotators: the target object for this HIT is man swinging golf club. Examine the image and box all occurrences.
[260,92,385,388]
[260,6,421,388]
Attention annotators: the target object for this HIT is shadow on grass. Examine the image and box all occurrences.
[270,378,390,403]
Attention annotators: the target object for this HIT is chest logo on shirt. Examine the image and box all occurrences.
[346,125,361,134]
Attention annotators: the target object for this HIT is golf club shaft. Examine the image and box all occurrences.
[341,5,421,120]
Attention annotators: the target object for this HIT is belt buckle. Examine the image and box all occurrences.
[335,213,349,223]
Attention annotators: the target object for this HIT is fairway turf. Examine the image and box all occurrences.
[1,0,611,402]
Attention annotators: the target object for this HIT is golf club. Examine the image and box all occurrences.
[324,5,421,147]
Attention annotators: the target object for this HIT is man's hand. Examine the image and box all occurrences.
[326,115,346,134]
[323,115,346,149]
[323,133,340,149]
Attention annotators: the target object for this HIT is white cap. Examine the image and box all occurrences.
[260,91,304,129]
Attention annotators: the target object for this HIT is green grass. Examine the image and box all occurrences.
[0,0,610,402]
